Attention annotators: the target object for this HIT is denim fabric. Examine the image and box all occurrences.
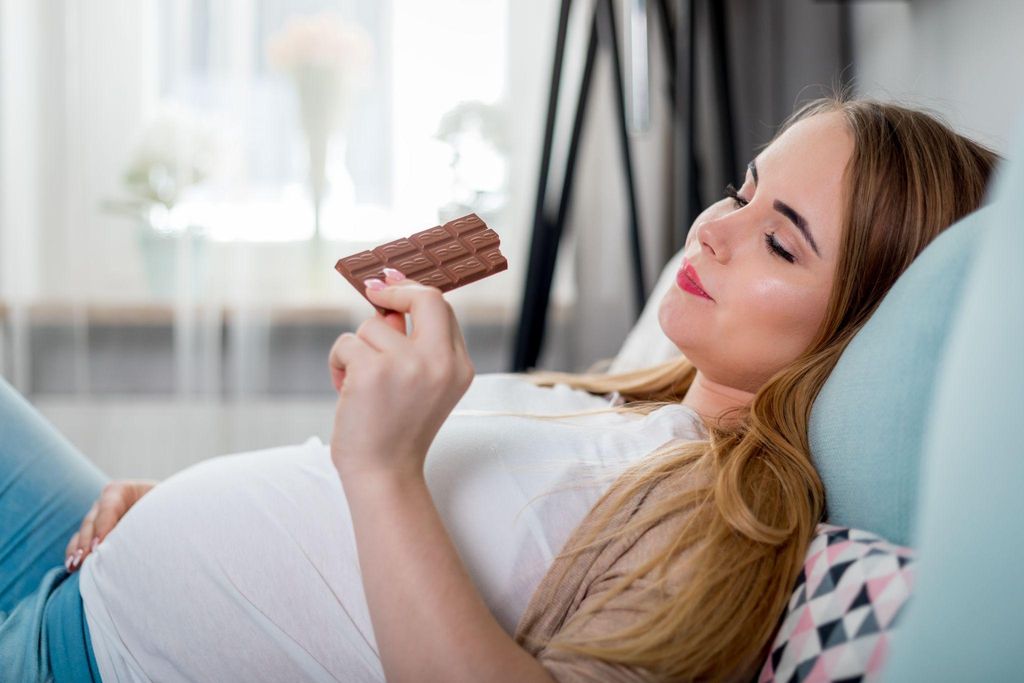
[0,376,108,681]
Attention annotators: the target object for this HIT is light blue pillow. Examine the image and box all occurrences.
[808,204,993,546]
[883,118,1024,678]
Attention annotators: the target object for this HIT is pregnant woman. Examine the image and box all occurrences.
[2,97,999,682]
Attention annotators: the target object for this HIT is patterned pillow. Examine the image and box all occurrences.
[758,524,916,683]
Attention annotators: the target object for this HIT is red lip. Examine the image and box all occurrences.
[677,260,713,300]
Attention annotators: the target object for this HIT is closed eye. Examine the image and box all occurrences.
[764,233,795,263]
[724,183,747,209]
[722,184,796,263]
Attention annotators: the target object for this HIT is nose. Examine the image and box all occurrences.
[693,213,731,261]
[698,227,717,258]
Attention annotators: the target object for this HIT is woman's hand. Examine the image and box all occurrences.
[65,479,158,572]
[328,268,474,482]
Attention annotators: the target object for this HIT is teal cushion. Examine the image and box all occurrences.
[808,204,993,546]
[883,120,1024,678]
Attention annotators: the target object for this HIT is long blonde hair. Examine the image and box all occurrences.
[524,97,999,680]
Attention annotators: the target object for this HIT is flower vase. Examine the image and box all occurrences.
[306,230,327,295]
[293,64,345,240]
[137,222,208,300]
[306,126,329,240]
[137,226,177,299]
[326,133,356,214]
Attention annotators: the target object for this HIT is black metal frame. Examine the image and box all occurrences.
[510,0,735,372]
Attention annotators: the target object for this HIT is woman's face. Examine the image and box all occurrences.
[658,111,853,393]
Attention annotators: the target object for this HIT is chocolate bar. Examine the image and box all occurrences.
[334,213,508,314]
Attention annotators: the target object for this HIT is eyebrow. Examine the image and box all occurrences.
[748,159,822,259]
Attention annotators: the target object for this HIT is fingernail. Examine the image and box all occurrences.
[382,267,405,282]
[364,278,386,291]
[91,538,99,552]
[65,555,73,571]
[73,548,84,567]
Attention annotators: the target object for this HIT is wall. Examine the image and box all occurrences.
[851,0,1024,152]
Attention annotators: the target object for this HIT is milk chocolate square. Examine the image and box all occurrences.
[335,213,508,314]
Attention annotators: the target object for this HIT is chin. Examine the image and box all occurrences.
[656,290,674,333]
[657,289,687,347]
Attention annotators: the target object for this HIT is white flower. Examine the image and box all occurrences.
[122,103,225,208]
[266,12,373,81]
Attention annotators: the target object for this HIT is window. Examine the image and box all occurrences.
[155,0,510,244]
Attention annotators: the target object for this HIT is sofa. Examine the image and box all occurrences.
[609,110,1024,680]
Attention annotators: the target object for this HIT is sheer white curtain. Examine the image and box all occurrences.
[0,0,677,476]
[0,0,575,475]
[0,0,551,381]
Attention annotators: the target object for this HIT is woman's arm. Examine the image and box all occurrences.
[344,470,556,683]
[328,273,554,683]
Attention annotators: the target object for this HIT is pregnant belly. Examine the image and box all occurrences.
[79,440,385,681]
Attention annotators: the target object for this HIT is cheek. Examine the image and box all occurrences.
[700,283,828,390]
[743,280,830,357]
[655,266,834,392]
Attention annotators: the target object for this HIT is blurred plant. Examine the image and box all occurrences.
[104,104,226,234]
[267,12,374,238]
[434,100,509,222]
[96,104,226,298]
[123,104,223,209]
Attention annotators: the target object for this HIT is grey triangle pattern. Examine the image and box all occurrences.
[854,609,881,638]
[793,584,808,608]
[811,570,835,599]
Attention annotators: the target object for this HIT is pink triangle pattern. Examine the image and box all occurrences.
[866,633,889,674]
[758,524,915,682]
[826,539,853,563]
[866,573,896,602]
[793,606,818,636]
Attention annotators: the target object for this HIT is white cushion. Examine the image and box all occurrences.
[608,247,685,373]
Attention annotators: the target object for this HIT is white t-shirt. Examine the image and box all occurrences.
[79,374,708,682]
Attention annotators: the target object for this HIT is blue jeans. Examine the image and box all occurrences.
[0,377,107,681]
